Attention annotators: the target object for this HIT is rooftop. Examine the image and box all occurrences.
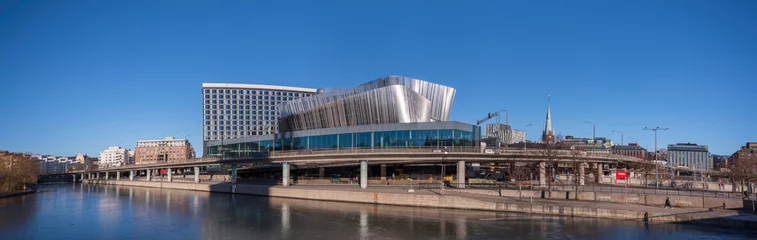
[202,83,318,93]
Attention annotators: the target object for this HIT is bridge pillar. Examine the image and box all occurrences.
[105,172,109,180]
[230,164,237,184]
[579,163,585,186]
[146,169,152,181]
[116,171,120,180]
[80,174,84,181]
[130,170,134,181]
[539,162,546,186]
[457,161,465,189]
[167,168,173,182]
[282,163,290,187]
[380,164,387,181]
[194,167,200,183]
[319,167,325,178]
[596,163,603,183]
[360,160,368,189]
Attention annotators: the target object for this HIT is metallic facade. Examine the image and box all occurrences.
[280,76,455,132]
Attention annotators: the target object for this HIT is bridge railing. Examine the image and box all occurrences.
[420,182,754,199]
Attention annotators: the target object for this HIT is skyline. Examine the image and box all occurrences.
[1,1,755,156]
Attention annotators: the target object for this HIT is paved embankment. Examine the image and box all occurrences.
[82,179,757,229]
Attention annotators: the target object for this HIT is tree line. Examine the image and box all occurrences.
[0,151,40,193]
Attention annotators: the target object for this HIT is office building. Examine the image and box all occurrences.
[485,124,526,145]
[135,137,196,165]
[730,142,757,167]
[201,83,318,152]
[32,155,74,175]
[611,143,647,159]
[99,146,130,168]
[668,143,713,169]
[205,76,479,156]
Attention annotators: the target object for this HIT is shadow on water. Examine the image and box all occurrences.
[2,183,757,240]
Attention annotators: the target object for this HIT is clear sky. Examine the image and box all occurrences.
[0,0,754,156]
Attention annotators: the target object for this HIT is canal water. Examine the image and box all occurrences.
[0,184,754,240]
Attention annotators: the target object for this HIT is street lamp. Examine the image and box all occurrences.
[644,127,668,189]
[611,130,623,145]
[584,121,596,142]
[523,124,532,150]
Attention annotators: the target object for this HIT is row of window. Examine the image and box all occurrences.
[204,115,276,120]
[204,100,286,106]
[204,89,312,97]
[206,124,275,130]
[206,129,476,157]
[204,119,276,125]
[204,95,300,101]
[203,102,282,108]
[204,109,277,115]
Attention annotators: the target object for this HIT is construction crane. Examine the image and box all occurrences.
[477,112,502,151]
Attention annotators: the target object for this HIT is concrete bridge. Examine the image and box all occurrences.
[49,148,716,189]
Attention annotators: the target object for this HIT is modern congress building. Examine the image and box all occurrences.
[205,76,479,157]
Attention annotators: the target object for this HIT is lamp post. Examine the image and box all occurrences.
[523,124,532,150]
[644,127,668,189]
[584,121,596,142]
[611,130,623,145]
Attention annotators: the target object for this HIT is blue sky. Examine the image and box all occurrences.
[0,0,754,156]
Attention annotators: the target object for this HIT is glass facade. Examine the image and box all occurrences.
[206,128,477,158]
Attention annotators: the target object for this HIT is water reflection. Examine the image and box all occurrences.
[0,184,754,240]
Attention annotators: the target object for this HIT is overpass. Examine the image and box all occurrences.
[50,147,716,189]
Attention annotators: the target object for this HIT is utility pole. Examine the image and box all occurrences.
[612,130,623,145]
[584,121,596,142]
[644,127,668,189]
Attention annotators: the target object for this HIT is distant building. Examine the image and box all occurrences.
[485,124,527,145]
[75,153,85,163]
[611,143,647,159]
[99,146,129,168]
[668,143,712,169]
[135,137,196,165]
[712,154,730,170]
[562,136,614,153]
[127,150,135,165]
[32,155,74,174]
[730,142,757,167]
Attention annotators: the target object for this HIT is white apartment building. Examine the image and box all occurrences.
[99,146,129,168]
[33,155,74,174]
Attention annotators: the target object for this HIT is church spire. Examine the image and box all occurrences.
[542,95,555,143]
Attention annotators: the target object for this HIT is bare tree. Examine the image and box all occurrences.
[509,162,536,199]
[727,152,757,194]
[0,151,40,193]
[537,142,565,198]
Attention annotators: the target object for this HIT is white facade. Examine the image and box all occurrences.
[33,155,74,174]
[99,146,129,168]
[201,83,318,143]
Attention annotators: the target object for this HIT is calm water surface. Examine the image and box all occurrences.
[0,184,754,240]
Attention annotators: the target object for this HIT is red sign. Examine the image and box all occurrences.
[616,171,628,180]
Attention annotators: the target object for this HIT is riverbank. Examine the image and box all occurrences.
[82,179,757,229]
[0,189,35,199]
